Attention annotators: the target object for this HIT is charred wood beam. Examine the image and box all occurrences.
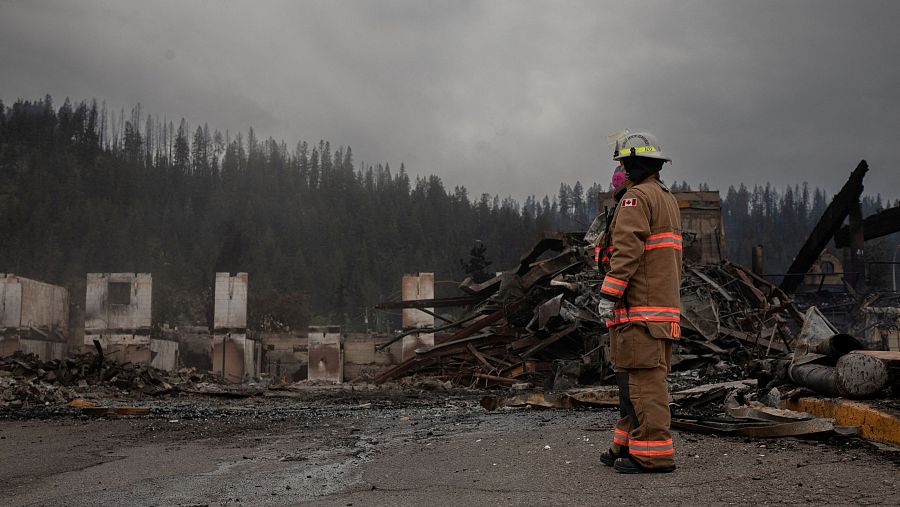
[473,372,518,384]
[780,160,868,294]
[419,332,516,359]
[514,232,572,276]
[718,326,789,353]
[374,295,484,309]
[834,205,900,247]
[467,343,497,373]
[520,323,578,359]
[413,306,454,324]
[375,311,484,352]
[373,300,527,383]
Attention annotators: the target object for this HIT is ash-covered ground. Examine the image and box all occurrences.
[1,386,898,506]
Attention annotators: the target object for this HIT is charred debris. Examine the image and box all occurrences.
[373,160,900,437]
[373,229,820,391]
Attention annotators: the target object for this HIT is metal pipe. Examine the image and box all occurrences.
[751,245,764,276]
[789,363,840,396]
[810,333,864,358]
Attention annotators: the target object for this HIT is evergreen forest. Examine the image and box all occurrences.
[1,96,897,331]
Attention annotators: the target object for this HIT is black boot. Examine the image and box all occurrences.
[600,447,627,467]
[613,457,676,474]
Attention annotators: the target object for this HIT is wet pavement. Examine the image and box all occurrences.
[1,390,898,506]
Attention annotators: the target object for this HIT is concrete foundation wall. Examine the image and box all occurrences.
[101,343,152,365]
[260,331,402,383]
[0,336,66,361]
[344,333,402,381]
[212,333,260,382]
[87,333,150,348]
[308,326,343,383]
[260,332,308,383]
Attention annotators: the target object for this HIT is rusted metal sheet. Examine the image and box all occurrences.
[793,306,839,359]
[480,387,620,411]
[672,415,841,439]
[213,272,248,330]
[308,326,343,383]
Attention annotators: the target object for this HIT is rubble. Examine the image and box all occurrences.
[374,231,606,388]
[373,228,813,391]
[370,214,900,444]
[0,349,257,412]
[480,386,620,411]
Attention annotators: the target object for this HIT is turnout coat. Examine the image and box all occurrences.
[599,174,683,367]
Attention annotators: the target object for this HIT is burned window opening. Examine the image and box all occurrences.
[108,282,132,305]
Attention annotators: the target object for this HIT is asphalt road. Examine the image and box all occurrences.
[1,394,897,506]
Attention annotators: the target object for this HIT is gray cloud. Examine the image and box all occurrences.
[2,0,898,200]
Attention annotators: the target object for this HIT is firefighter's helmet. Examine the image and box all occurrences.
[612,131,671,162]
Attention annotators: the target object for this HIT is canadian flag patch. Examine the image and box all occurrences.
[622,198,638,207]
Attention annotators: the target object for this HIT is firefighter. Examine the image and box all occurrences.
[596,131,682,474]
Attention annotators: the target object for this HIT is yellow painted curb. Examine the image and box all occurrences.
[781,397,900,445]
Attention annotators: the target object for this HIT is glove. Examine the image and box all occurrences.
[597,298,616,321]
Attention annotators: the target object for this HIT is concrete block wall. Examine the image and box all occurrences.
[343,333,402,381]
[401,273,434,360]
[0,274,70,361]
[213,272,248,330]
[85,273,152,344]
[259,331,402,383]
[0,274,69,334]
[260,332,308,383]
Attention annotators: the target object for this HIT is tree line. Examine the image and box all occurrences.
[1,96,896,331]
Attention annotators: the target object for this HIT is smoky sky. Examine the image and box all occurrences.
[2,0,899,200]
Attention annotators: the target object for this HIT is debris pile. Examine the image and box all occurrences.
[0,350,262,411]
[374,227,898,405]
[675,260,804,370]
[375,232,607,388]
[374,230,808,389]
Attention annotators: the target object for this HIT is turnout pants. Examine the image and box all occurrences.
[608,322,675,469]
